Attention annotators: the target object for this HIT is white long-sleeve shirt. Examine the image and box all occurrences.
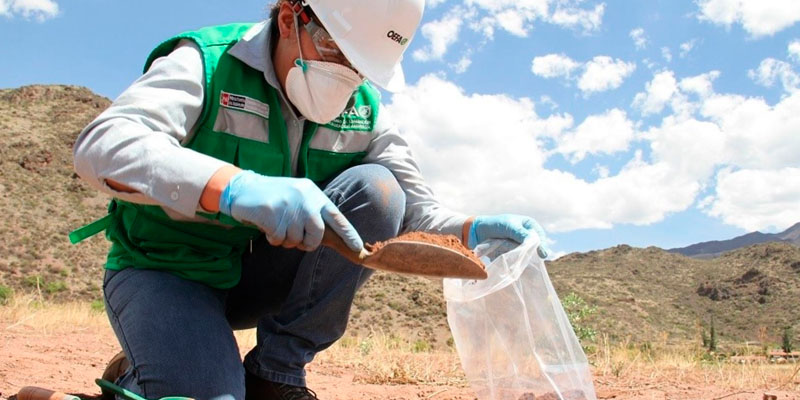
[73,21,467,237]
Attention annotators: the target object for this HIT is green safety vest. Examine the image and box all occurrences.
[70,23,381,289]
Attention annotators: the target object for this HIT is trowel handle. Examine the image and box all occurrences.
[17,387,81,400]
[321,228,369,265]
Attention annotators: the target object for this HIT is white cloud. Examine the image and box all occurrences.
[594,164,610,179]
[386,74,701,232]
[641,85,800,232]
[789,39,800,63]
[388,62,800,234]
[463,0,605,39]
[531,53,580,78]
[578,56,636,94]
[679,39,698,58]
[679,70,721,98]
[532,54,637,95]
[661,46,672,63]
[700,91,800,170]
[412,10,463,61]
[748,58,800,92]
[539,95,559,110]
[556,108,636,163]
[706,168,800,232]
[415,1,607,67]
[550,3,605,33]
[428,0,448,7]
[450,53,473,74]
[697,0,800,38]
[464,0,549,38]
[630,27,648,50]
[494,8,529,36]
[633,71,678,116]
[0,0,59,21]
[384,74,557,214]
[645,117,726,181]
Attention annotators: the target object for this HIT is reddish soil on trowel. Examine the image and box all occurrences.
[366,232,484,268]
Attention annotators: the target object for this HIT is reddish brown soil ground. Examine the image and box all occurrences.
[1,322,797,400]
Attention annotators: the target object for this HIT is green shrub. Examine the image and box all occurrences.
[412,339,431,353]
[782,326,793,353]
[45,281,67,294]
[0,285,13,304]
[701,328,710,348]
[709,316,717,352]
[359,339,372,356]
[561,293,598,344]
[23,275,43,288]
[90,299,105,313]
[338,336,358,349]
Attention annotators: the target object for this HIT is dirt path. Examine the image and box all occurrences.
[1,321,797,400]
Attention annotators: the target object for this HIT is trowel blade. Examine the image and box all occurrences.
[364,241,488,279]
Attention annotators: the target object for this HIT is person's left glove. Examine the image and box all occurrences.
[467,214,549,258]
[218,170,363,252]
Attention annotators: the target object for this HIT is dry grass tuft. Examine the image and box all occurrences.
[590,334,800,392]
[236,327,467,386]
[314,330,466,386]
[0,294,108,333]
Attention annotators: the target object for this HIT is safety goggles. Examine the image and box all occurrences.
[291,2,360,75]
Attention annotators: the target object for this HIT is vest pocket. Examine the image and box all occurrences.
[192,128,285,177]
[236,137,285,176]
[306,149,367,183]
[127,207,241,266]
[108,202,251,269]
[213,106,270,143]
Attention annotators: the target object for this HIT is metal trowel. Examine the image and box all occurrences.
[321,229,488,280]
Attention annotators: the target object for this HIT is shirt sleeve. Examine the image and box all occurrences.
[363,106,469,238]
[72,40,229,217]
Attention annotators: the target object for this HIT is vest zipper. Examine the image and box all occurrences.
[250,239,253,254]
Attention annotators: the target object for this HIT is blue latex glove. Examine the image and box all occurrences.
[219,170,363,252]
[468,214,550,258]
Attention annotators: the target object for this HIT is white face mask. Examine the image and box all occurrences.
[285,59,363,124]
[285,11,363,124]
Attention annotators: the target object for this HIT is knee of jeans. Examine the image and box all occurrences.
[352,164,405,231]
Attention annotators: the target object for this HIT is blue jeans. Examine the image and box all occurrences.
[103,165,405,400]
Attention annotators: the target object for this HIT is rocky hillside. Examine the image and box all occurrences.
[1,85,798,350]
[547,243,800,344]
[0,85,112,300]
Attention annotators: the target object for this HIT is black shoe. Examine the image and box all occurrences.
[245,371,319,400]
[100,351,130,400]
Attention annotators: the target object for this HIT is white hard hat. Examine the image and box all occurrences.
[303,0,425,92]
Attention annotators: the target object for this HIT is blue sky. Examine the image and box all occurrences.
[3,0,800,257]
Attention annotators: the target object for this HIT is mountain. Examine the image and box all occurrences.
[668,222,800,259]
[1,85,798,349]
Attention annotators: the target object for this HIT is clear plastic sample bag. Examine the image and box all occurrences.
[443,238,597,400]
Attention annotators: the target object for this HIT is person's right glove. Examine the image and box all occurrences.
[468,214,550,258]
[218,170,363,252]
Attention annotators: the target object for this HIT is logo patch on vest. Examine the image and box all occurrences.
[220,91,269,119]
[324,105,372,131]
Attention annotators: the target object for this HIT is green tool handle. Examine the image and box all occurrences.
[95,379,194,400]
[95,380,148,400]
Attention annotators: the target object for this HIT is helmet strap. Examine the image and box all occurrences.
[289,0,312,25]
[291,10,307,65]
